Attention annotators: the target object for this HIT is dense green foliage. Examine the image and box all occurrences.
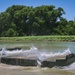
[0,5,75,37]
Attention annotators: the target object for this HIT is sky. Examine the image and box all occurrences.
[0,0,75,21]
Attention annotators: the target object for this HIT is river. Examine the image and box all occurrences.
[0,41,75,75]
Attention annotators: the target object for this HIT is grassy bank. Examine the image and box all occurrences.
[0,36,75,42]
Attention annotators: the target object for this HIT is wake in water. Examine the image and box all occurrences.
[0,46,72,60]
[38,48,72,62]
[0,46,71,60]
[0,46,38,58]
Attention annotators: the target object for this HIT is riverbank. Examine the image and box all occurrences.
[0,36,75,42]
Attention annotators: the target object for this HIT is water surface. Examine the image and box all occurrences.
[0,41,75,75]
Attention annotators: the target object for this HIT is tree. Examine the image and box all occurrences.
[0,5,74,36]
[1,28,18,37]
[0,12,11,36]
[55,18,68,35]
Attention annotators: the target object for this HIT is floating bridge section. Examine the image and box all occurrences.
[0,47,75,68]
[1,57,37,66]
[1,53,75,68]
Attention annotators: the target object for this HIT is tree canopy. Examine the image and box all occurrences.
[0,5,75,37]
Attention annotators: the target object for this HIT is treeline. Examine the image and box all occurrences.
[0,5,75,37]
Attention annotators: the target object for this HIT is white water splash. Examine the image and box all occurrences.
[0,47,72,61]
[0,48,7,55]
[61,62,75,70]
[37,60,42,67]
[0,46,39,59]
[38,48,72,62]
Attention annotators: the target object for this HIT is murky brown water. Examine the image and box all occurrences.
[0,63,75,75]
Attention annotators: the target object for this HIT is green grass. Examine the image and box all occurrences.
[0,35,75,42]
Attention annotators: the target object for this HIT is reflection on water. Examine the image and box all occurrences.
[0,41,75,75]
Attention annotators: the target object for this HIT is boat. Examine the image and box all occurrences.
[41,53,75,68]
